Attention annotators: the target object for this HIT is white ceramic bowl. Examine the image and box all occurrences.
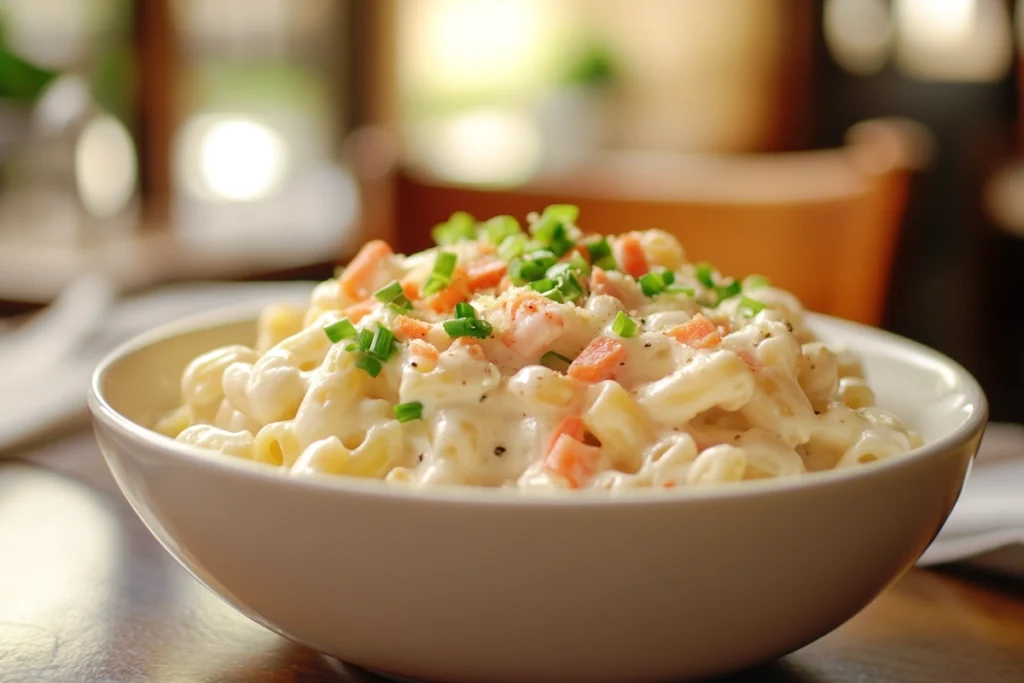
[88,305,987,683]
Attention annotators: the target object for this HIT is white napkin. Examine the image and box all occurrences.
[0,280,315,453]
[917,422,1024,576]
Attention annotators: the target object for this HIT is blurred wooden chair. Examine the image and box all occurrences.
[389,118,931,326]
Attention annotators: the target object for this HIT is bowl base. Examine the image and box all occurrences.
[325,657,430,683]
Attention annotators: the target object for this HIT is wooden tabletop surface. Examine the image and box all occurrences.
[2,432,1023,683]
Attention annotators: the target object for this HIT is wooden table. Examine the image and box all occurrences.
[3,433,1023,683]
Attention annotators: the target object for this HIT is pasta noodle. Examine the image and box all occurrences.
[160,207,921,490]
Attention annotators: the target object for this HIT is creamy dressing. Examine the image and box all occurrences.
[162,221,922,491]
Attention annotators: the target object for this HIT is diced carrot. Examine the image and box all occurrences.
[467,260,508,291]
[666,315,721,349]
[589,266,619,298]
[339,240,393,300]
[424,268,470,314]
[343,298,377,324]
[408,339,440,372]
[400,278,421,301]
[614,234,650,279]
[567,336,626,383]
[408,339,439,361]
[451,337,487,361]
[663,481,676,489]
[393,315,432,341]
[546,416,586,455]
[544,434,602,489]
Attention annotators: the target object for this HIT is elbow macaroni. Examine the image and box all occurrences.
[158,211,922,490]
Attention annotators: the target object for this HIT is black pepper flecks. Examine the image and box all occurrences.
[417,454,424,462]
[644,342,652,348]
[494,446,506,456]
[479,394,487,403]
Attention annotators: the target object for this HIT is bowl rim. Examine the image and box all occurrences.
[87,298,989,507]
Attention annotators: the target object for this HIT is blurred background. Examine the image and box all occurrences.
[0,0,1022,425]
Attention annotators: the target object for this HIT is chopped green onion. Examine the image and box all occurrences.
[394,401,423,423]
[639,272,667,297]
[323,318,357,343]
[483,215,521,245]
[546,259,588,280]
[431,211,476,246]
[586,238,616,270]
[527,217,575,258]
[567,251,591,276]
[529,204,579,249]
[529,278,557,293]
[454,302,477,319]
[434,250,457,277]
[509,258,543,285]
[540,351,573,371]
[509,250,558,285]
[369,324,396,361]
[355,355,382,378]
[612,311,639,338]
[695,262,715,289]
[526,249,558,269]
[665,286,696,296]
[557,272,585,300]
[423,251,457,295]
[715,280,742,303]
[638,270,681,297]
[549,233,575,258]
[375,281,412,311]
[508,259,526,286]
[546,262,570,279]
[529,214,563,244]
[443,318,493,339]
[540,288,565,303]
[543,204,580,223]
[499,233,528,261]
[738,296,767,317]
[357,328,374,351]
[471,319,494,338]
[422,275,449,295]
[374,280,404,303]
[531,266,584,302]
[745,274,771,290]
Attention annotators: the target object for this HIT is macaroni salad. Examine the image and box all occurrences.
[157,206,922,490]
